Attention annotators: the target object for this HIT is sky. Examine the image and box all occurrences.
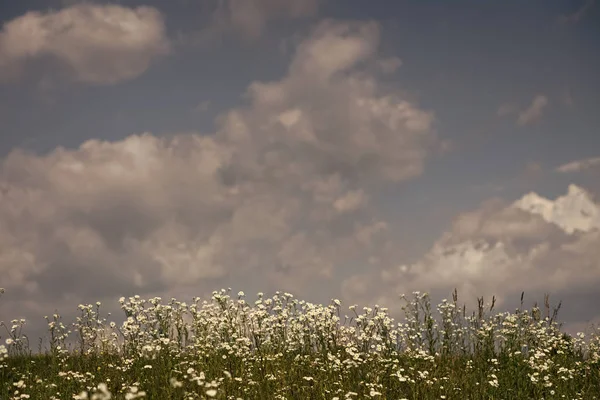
[0,0,599,345]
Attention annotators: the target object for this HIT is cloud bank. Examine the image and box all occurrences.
[0,20,438,326]
[343,184,600,329]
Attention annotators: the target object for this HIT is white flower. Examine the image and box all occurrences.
[169,377,183,388]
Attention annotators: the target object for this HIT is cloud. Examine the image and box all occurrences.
[556,156,600,173]
[558,0,596,25]
[199,0,323,42]
[376,57,402,74]
[496,103,516,117]
[333,189,368,214]
[0,4,170,85]
[343,184,600,321]
[194,100,212,113]
[0,20,438,334]
[563,87,575,107]
[517,95,548,126]
[522,161,543,180]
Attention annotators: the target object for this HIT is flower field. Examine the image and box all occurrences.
[1,287,599,399]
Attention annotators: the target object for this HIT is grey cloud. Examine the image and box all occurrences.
[556,156,600,173]
[558,0,596,25]
[0,4,170,85]
[517,95,549,126]
[376,57,402,74]
[196,0,323,43]
[497,103,516,117]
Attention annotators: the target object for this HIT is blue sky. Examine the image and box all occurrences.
[1,0,599,341]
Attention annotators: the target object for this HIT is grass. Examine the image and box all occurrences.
[1,287,599,399]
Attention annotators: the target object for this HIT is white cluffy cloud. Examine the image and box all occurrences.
[0,4,170,84]
[344,184,600,320]
[0,21,438,324]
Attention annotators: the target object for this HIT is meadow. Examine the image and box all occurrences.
[1,287,599,399]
